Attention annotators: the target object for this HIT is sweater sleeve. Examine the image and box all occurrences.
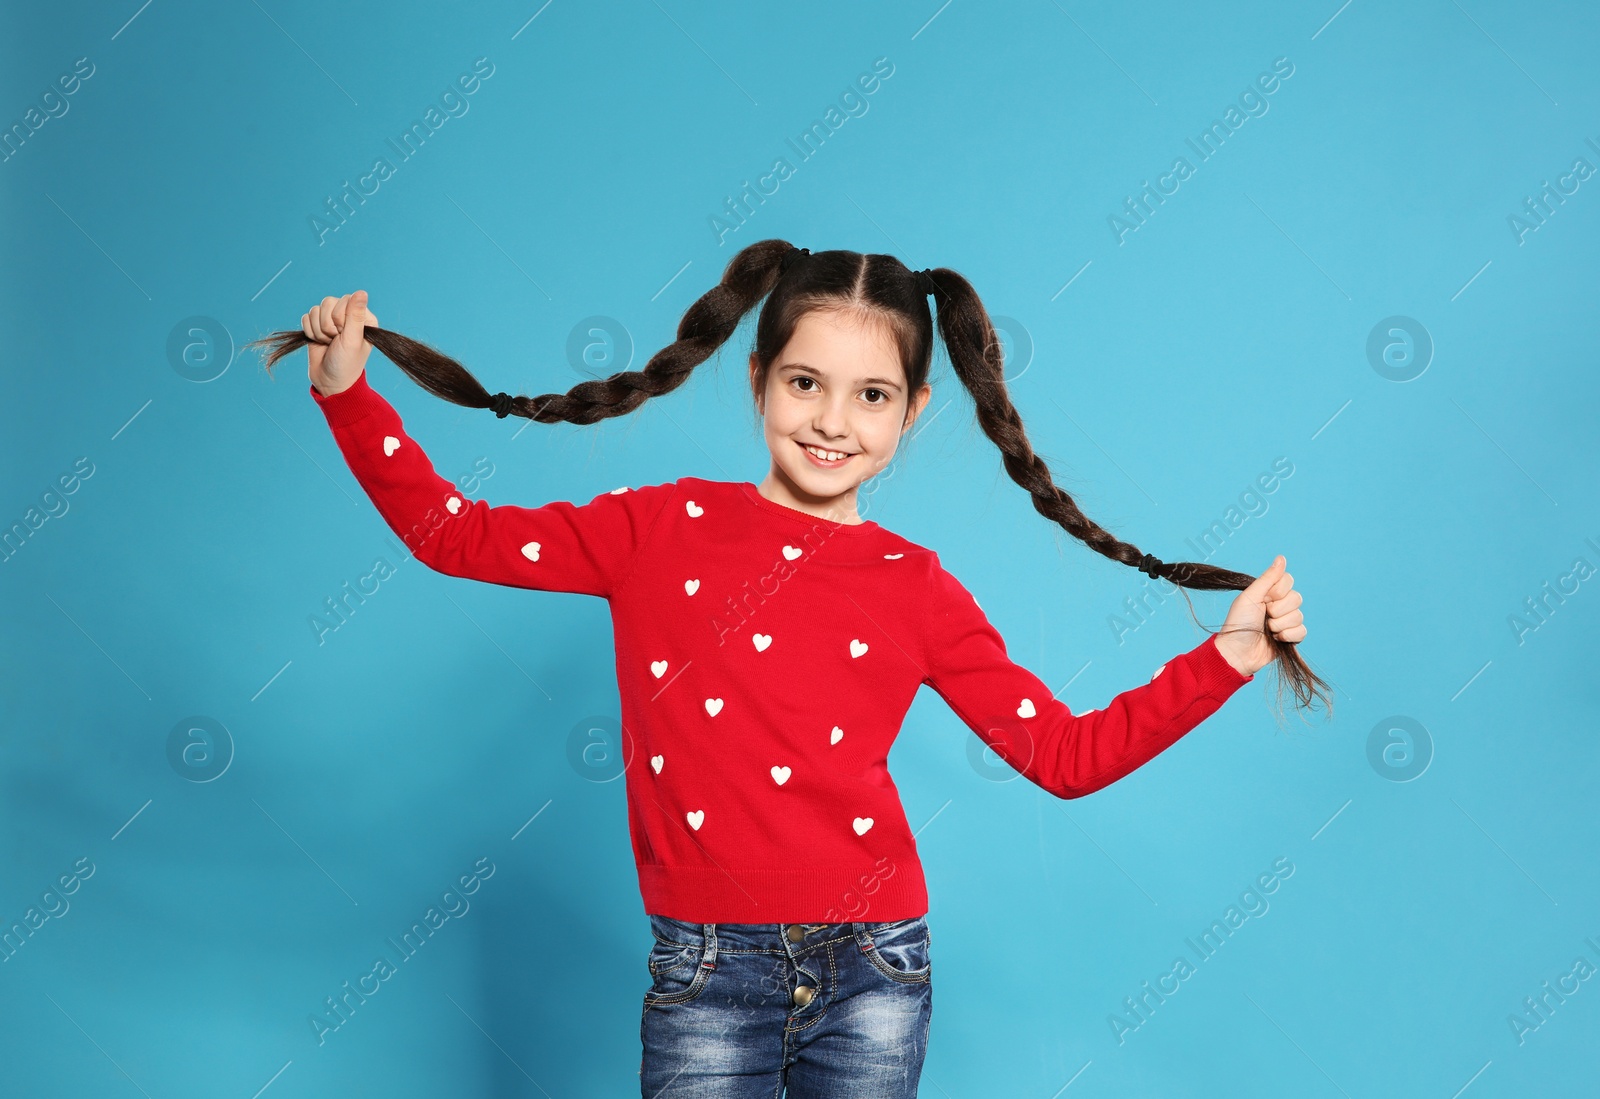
[309,371,676,598]
[918,553,1253,799]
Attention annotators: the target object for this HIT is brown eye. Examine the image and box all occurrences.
[863,389,888,404]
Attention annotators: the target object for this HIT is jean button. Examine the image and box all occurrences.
[786,924,804,942]
[792,984,814,1007]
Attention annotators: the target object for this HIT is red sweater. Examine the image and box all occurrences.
[311,371,1254,923]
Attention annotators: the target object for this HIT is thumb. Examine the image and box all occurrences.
[338,290,373,350]
[1242,555,1286,602]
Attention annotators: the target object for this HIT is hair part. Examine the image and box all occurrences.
[248,238,1332,721]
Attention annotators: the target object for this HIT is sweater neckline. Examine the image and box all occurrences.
[735,481,880,534]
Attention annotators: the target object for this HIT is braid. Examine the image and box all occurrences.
[251,239,1330,720]
[924,266,1331,718]
[245,239,797,425]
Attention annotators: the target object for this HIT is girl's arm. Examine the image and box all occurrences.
[310,370,676,597]
[918,554,1252,799]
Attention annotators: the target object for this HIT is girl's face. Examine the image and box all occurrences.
[751,307,931,523]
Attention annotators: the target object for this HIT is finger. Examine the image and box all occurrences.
[1266,590,1304,617]
[310,297,337,341]
[1272,624,1308,643]
[301,312,315,343]
[317,296,337,336]
[308,306,328,343]
[329,293,348,334]
[331,291,355,337]
[316,295,340,340]
[1267,606,1303,630]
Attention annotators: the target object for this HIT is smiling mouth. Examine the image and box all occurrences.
[797,441,855,466]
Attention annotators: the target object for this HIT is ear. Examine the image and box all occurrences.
[749,353,764,414]
[901,383,932,434]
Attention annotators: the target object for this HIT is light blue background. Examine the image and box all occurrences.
[3,1,1597,1095]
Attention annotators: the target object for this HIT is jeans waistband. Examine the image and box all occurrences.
[649,913,924,952]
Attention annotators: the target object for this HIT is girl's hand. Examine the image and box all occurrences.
[1214,555,1306,677]
[303,290,380,396]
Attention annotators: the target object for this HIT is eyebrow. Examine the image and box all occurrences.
[779,361,903,391]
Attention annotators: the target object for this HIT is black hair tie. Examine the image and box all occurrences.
[914,268,938,297]
[1137,552,1164,579]
[780,246,810,273]
[489,391,516,418]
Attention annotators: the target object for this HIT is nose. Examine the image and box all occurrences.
[812,393,852,441]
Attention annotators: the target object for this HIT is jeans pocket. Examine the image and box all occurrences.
[862,915,931,984]
[644,916,713,1005]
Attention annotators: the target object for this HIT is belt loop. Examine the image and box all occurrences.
[702,923,718,968]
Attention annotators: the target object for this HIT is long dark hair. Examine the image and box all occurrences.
[248,238,1332,719]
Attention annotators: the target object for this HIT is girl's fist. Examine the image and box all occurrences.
[304,291,380,396]
[1216,555,1307,677]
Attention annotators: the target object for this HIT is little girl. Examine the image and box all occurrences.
[253,240,1317,1097]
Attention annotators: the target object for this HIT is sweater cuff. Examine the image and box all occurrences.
[1195,632,1254,692]
[309,370,388,427]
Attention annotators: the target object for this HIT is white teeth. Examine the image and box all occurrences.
[804,444,850,462]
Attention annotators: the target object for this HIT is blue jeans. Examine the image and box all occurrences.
[639,913,933,1097]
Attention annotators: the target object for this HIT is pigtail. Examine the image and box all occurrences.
[245,238,797,426]
[249,237,1330,721]
[924,267,1333,722]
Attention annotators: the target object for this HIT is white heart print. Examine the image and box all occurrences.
[770,765,791,785]
[686,810,704,830]
[521,542,541,562]
[1151,664,1165,680]
[686,500,703,517]
[884,553,903,560]
[383,436,400,456]
[704,698,723,717]
[609,485,629,494]
[852,817,874,836]
[753,633,771,652]
[1017,698,1036,719]
[849,639,868,658]
[446,496,462,515]
[830,726,844,745]
[782,545,802,561]
[684,579,700,596]
[651,754,664,773]
[651,660,668,678]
